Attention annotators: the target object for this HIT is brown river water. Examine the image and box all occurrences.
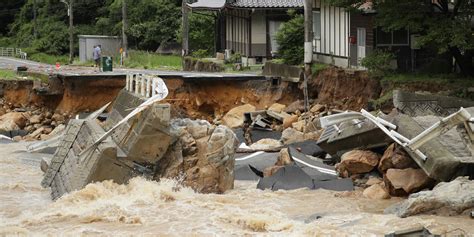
[0,142,473,236]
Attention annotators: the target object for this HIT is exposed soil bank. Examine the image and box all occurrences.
[309,67,382,111]
[165,79,302,120]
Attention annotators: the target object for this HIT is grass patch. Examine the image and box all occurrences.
[381,73,474,85]
[28,52,72,65]
[0,69,17,80]
[120,50,182,70]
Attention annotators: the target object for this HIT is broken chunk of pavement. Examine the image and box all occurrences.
[385,176,474,217]
[257,164,315,191]
[335,150,380,178]
[222,103,256,128]
[248,138,282,150]
[383,168,434,196]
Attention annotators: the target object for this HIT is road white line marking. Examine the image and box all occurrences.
[235,151,266,161]
[291,156,337,175]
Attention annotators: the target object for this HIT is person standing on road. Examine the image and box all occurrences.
[93,45,102,71]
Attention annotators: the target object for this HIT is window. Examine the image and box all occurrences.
[376,27,409,46]
[312,11,321,39]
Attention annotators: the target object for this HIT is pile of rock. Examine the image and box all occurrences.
[220,101,334,149]
[335,144,434,199]
[0,100,68,141]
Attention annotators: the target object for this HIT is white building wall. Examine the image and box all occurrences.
[313,0,350,67]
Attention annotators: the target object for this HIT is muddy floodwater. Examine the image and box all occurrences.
[0,142,473,236]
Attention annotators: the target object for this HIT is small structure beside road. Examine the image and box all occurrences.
[78,35,121,62]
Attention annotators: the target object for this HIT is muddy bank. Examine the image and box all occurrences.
[165,79,302,120]
[309,67,382,111]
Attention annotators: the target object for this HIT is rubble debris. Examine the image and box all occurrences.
[222,104,256,128]
[384,168,434,196]
[378,143,417,173]
[288,141,326,158]
[0,112,26,133]
[363,183,390,200]
[276,148,292,166]
[41,76,239,199]
[384,226,439,237]
[385,177,474,217]
[257,164,316,191]
[284,100,305,114]
[234,152,279,180]
[281,127,320,145]
[335,150,380,178]
[249,129,281,143]
[283,114,298,128]
[267,103,286,113]
[248,138,282,150]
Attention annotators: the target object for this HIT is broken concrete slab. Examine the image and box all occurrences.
[288,146,337,177]
[288,140,326,158]
[257,165,315,191]
[385,176,474,217]
[249,129,282,143]
[313,178,354,192]
[394,113,463,181]
[393,90,474,116]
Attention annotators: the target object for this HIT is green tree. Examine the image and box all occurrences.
[329,0,474,76]
[275,11,304,65]
[177,11,216,55]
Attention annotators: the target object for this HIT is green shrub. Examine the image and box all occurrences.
[227,53,242,64]
[361,50,395,77]
[275,11,304,65]
[191,49,210,58]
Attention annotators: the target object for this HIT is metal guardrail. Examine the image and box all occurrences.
[0,47,27,59]
[125,73,165,98]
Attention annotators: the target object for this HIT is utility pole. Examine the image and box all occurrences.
[61,0,74,64]
[122,0,128,59]
[303,0,313,112]
[33,0,37,39]
[182,0,189,58]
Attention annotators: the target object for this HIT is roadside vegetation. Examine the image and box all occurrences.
[0,69,17,80]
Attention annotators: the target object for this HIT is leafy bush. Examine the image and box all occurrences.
[177,11,215,54]
[275,11,304,65]
[191,49,210,58]
[227,53,242,64]
[361,49,395,77]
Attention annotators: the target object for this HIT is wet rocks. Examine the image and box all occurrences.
[268,103,286,113]
[157,120,238,194]
[282,114,299,129]
[336,150,380,178]
[385,176,474,217]
[384,168,433,196]
[378,143,417,173]
[0,112,26,132]
[222,104,256,128]
[363,183,390,200]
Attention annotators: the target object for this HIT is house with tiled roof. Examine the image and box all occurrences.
[185,0,303,62]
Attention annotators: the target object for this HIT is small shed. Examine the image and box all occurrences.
[78,35,122,62]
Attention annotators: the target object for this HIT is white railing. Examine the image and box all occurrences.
[0,47,27,59]
[125,73,165,98]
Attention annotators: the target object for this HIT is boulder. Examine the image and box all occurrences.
[292,120,305,132]
[283,114,299,129]
[0,112,26,132]
[52,113,65,122]
[363,183,390,199]
[281,128,321,145]
[275,148,293,166]
[268,103,286,113]
[249,138,282,150]
[222,104,256,128]
[284,100,304,114]
[263,165,284,177]
[310,104,325,114]
[384,168,433,196]
[378,143,417,173]
[385,177,474,217]
[336,150,380,178]
[29,114,43,124]
[366,176,383,186]
[156,122,238,194]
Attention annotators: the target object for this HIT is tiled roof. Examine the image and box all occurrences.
[229,0,303,8]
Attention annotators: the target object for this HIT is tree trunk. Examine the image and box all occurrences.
[449,47,474,77]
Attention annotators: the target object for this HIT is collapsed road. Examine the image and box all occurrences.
[0,68,473,235]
